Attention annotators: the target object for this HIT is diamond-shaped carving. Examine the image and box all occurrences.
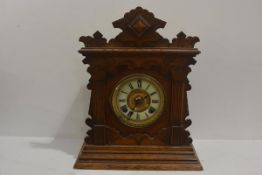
[129,16,150,37]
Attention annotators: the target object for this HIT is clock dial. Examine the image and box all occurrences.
[112,74,164,127]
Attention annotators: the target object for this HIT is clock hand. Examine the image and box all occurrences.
[142,95,149,100]
[131,96,143,111]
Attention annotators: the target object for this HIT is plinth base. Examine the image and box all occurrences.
[74,143,203,171]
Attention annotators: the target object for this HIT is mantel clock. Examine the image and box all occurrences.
[74,7,203,170]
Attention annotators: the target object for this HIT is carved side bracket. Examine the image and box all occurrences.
[171,31,199,48]
[79,31,107,47]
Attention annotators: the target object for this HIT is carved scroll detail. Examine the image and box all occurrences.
[79,31,107,47]
[171,31,199,48]
[105,126,170,145]
[109,7,169,46]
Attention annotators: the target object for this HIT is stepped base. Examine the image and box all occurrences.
[74,143,203,170]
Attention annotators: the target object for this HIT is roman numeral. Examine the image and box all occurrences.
[150,91,157,96]
[120,90,128,94]
[145,112,149,118]
[136,113,140,120]
[137,80,142,88]
[120,105,128,113]
[118,99,126,103]
[127,111,134,119]
[148,106,156,114]
[128,83,134,90]
[145,84,150,90]
[152,100,159,103]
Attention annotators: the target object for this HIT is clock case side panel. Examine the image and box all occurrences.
[82,56,109,145]
[168,55,197,146]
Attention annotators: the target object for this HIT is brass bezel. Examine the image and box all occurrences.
[111,74,164,127]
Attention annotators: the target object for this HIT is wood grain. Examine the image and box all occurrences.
[74,144,202,170]
[75,6,202,170]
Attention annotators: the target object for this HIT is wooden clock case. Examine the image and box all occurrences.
[74,7,202,170]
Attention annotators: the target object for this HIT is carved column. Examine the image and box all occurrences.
[83,58,107,145]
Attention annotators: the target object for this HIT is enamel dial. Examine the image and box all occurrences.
[112,74,164,127]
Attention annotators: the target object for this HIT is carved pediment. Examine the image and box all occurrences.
[109,7,168,46]
[79,6,199,48]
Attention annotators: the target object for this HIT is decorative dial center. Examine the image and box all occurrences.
[111,74,164,127]
[127,89,151,112]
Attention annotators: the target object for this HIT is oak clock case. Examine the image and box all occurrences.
[74,7,202,170]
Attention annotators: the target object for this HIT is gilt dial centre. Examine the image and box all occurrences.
[127,89,151,112]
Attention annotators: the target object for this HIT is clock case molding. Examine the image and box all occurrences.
[74,7,202,170]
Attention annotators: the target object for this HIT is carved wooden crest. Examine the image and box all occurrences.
[80,6,199,47]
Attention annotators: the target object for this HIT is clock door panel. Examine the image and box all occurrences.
[105,69,171,145]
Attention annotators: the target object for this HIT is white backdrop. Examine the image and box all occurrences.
[1,0,262,140]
